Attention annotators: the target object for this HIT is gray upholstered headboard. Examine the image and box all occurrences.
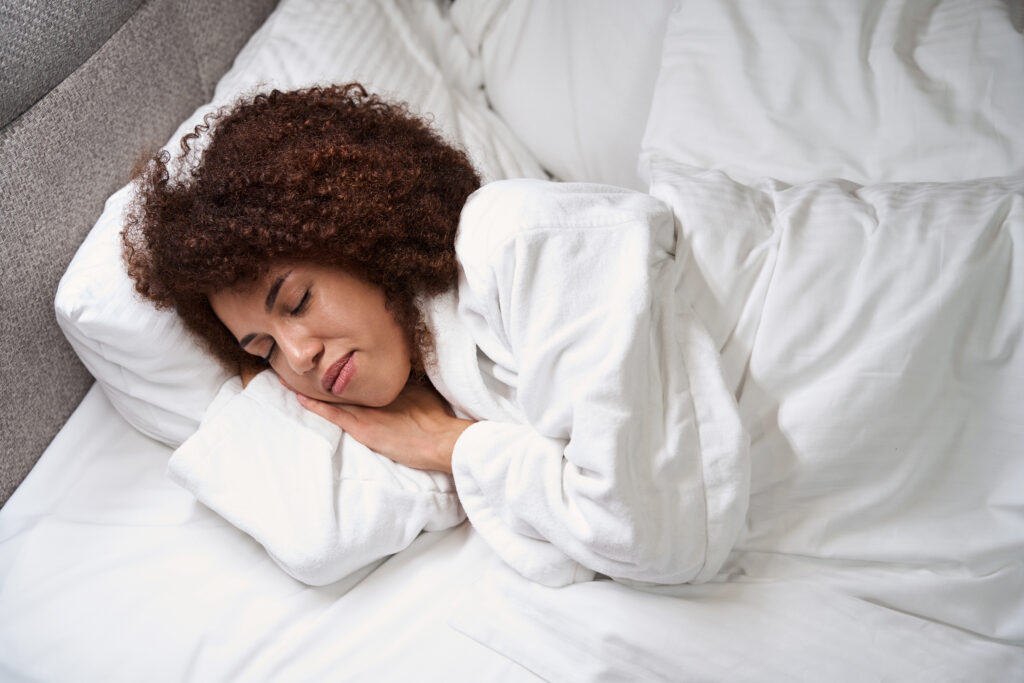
[0,0,278,505]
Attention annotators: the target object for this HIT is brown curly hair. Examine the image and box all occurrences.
[122,83,481,378]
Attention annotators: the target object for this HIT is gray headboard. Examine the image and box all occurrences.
[0,0,278,505]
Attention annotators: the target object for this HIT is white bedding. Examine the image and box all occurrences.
[0,386,538,682]
[4,0,1024,680]
[450,570,1023,682]
[641,0,1024,185]
[168,373,465,586]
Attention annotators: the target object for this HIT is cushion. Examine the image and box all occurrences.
[55,0,544,446]
[168,372,464,586]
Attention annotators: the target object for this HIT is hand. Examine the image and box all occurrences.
[295,383,474,474]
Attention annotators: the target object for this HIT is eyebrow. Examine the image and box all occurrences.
[237,270,291,349]
[265,270,291,313]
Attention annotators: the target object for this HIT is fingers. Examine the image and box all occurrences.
[296,393,358,431]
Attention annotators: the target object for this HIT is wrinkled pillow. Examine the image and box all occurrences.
[169,372,465,586]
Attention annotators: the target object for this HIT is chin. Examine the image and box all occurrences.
[363,388,402,408]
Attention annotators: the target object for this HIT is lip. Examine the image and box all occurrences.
[321,352,355,396]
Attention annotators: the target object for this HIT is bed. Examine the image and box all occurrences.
[1,0,1022,680]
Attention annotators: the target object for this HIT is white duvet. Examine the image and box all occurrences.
[451,161,1024,679]
[651,158,1024,642]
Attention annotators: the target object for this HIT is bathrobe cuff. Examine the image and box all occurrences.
[452,420,597,587]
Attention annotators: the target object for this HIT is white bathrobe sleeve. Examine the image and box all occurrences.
[167,372,465,586]
[450,180,749,587]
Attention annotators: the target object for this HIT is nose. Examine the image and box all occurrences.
[275,326,322,375]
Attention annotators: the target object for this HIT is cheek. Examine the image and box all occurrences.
[270,363,315,394]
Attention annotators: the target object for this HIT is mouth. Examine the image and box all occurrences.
[321,352,356,396]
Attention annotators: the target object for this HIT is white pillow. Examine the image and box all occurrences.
[453,0,676,190]
[55,0,544,446]
[641,0,1024,186]
[56,186,232,446]
[168,372,464,586]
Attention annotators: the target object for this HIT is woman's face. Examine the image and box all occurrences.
[209,262,412,407]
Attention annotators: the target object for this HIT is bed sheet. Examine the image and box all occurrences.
[0,386,539,682]
[450,568,1024,682]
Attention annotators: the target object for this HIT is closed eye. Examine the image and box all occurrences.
[262,342,276,365]
[291,290,310,315]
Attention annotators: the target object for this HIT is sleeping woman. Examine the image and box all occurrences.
[122,83,750,587]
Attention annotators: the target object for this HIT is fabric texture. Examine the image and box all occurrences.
[0,0,146,127]
[455,0,676,189]
[449,569,1024,682]
[641,0,1024,186]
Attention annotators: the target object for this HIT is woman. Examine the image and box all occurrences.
[124,84,749,587]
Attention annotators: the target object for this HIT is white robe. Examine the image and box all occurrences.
[426,179,750,586]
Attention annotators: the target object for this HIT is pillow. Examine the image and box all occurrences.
[452,0,676,190]
[168,372,464,586]
[55,0,545,446]
[641,0,1024,186]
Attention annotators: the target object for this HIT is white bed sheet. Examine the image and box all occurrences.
[9,388,1019,682]
[450,569,1024,682]
[0,386,538,682]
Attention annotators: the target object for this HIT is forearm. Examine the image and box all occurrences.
[427,416,475,474]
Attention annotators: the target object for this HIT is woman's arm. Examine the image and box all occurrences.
[295,384,474,474]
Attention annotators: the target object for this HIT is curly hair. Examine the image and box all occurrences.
[122,83,481,378]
